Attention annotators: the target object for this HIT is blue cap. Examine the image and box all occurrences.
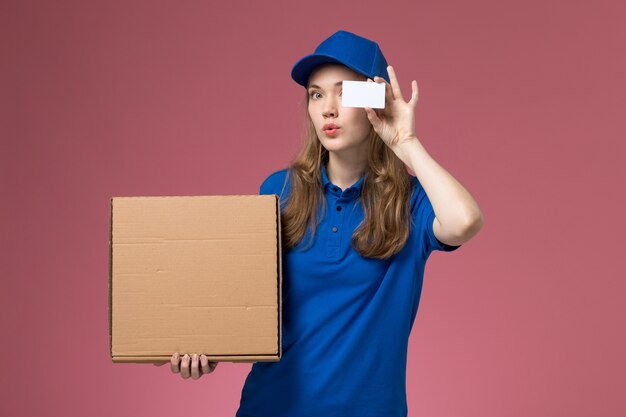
[291,30,390,88]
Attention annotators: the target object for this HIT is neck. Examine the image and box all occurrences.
[326,152,367,191]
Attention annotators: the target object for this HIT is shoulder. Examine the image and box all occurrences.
[407,173,433,215]
[407,174,424,206]
[408,174,422,187]
[407,174,462,252]
[259,168,290,196]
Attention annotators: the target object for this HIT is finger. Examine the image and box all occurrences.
[200,355,217,374]
[409,80,419,107]
[170,352,181,373]
[364,107,382,131]
[191,354,200,380]
[374,76,395,103]
[180,354,191,379]
[200,354,210,374]
[386,65,404,102]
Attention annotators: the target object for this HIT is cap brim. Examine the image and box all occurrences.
[291,54,360,87]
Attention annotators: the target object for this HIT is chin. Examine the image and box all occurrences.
[319,136,342,145]
[320,140,354,153]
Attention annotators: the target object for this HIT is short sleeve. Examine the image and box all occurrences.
[259,176,272,195]
[410,176,462,255]
[259,168,290,198]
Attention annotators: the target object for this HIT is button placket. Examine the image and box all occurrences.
[326,192,345,257]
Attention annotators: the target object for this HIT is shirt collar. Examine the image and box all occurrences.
[321,162,365,199]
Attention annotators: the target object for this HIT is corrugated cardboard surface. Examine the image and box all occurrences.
[109,195,282,363]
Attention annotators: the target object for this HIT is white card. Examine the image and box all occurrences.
[342,80,386,109]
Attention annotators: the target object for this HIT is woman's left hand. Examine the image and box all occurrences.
[364,65,419,150]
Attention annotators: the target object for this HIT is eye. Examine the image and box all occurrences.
[310,91,321,100]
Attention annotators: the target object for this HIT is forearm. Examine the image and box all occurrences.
[395,138,484,237]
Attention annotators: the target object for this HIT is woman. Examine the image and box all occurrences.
[162,30,484,417]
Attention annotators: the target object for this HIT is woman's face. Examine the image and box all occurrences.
[307,64,372,155]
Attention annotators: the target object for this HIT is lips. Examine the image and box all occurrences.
[323,123,340,131]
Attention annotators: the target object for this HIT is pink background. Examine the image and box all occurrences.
[2,0,624,416]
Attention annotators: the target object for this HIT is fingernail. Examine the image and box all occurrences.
[193,354,198,360]
[174,352,179,359]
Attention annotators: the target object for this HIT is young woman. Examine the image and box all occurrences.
[160,30,484,417]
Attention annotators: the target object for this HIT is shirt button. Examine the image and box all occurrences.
[332,226,338,233]
[336,206,342,211]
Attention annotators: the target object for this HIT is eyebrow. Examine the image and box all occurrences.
[307,81,343,90]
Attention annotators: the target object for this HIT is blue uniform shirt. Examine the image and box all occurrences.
[236,163,461,417]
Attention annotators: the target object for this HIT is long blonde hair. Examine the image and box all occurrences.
[279,90,414,260]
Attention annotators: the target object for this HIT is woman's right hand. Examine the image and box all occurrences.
[154,352,219,379]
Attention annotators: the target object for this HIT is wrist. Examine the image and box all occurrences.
[392,138,427,169]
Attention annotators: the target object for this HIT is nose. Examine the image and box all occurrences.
[322,95,340,118]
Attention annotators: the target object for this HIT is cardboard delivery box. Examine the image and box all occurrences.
[109,195,282,364]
